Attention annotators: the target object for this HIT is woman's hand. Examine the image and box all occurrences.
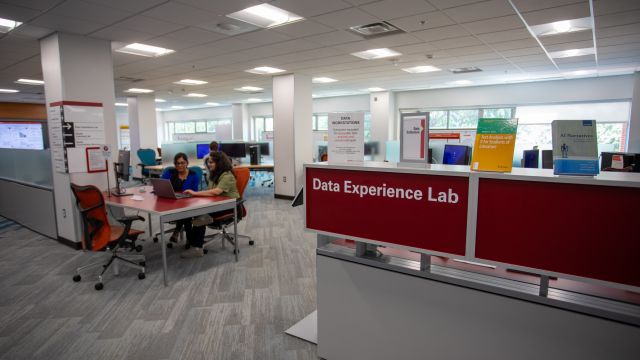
[184,189,196,195]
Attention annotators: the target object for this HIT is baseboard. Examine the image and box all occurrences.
[58,236,82,250]
[274,193,295,200]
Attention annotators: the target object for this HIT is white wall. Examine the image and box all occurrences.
[627,72,640,152]
[156,106,233,144]
[313,94,370,113]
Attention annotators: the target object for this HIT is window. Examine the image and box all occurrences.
[195,121,206,133]
[253,116,273,141]
[429,111,447,129]
[312,112,371,141]
[448,109,479,129]
[401,107,514,129]
[165,118,231,142]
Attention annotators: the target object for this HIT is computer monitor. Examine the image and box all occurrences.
[259,142,270,156]
[220,143,247,158]
[116,150,130,180]
[523,149,539,168]
[318,145,327,160]
[364,142,379,156]
[601,152,640,172]
[442,144,470,165]
[196,143,210,159]
[541,150,553,169]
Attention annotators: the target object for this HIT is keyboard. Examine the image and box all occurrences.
[175,193,192,199]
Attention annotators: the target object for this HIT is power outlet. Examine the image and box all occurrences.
[62,208,67,218]
[283,176,287,183]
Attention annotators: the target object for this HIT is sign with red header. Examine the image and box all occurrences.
[306,167,469,256]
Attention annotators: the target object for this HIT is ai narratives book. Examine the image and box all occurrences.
[551,120,599,176]
[470,118,518,172]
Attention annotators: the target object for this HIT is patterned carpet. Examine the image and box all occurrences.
[0,186,319,359]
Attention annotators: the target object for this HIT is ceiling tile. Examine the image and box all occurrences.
[368,33,423,48]
[117,15,185,36]
[595,10,640,28]
[445,46,495,57]
[498,47,545,57]
[511,0,587,13]
[443,0,516,23]
[142,1,220,26]
[597,34,640,47]
[236,29,292,45]
[545,40,594,51]
[162,27,227,45]
[270,0,353,17]
[49,0,133,25]
[521,2,591,26]
[312,7,380,29]
[360,0,435,20]
[412,25,471,42]
[175,0,264,15]
[30,14,105,34]
[538,31,593,46]
[597,23,640,39]
[0,3,41,22]
[430,36,484,49]
[389,11,455,32]
[92,26,156,43]
[462,15,524,34]
[10,24,54,39]
[593,0,640,16]
[84,0,168,13]
[1,0,61,10]
[272,20,334,38]
[427,0,488,9]
[476,28,531,43]
[304,30,363,46]
[394,42,439,55]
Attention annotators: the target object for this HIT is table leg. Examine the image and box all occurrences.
[147,213,153,240]
[160,220,168,286]
[233,205,238,262]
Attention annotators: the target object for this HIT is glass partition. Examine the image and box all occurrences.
[0,148,53,188]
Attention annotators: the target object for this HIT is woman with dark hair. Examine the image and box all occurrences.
[182,151,239,258]
[161,152,199,242]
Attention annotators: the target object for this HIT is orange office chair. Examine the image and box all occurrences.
[70,183,146,290]
[203,167,253,254]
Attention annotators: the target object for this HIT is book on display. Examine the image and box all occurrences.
[551,120,598,176]
[470,118,518,172]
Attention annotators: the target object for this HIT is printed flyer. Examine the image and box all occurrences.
[328,112,364,163]
[400,112,429,163]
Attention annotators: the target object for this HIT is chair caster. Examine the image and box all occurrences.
[167,243,173,249]
[95,283,104,291]
[233,249,239,254]
[184,243,191,250]
[249,240,254,246]
[139,261,146,267]
[153,237,158,243]
[135,245,143,252]
[73,274,81,282]
[138,273,146,280]
[203,249,209,254]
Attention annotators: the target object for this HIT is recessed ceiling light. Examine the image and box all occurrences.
[245,98,263,102]
[125,88,154,93]
[449,66,482,74]
[155,99,166,103]
[530,17,592,37]
[115,43,175,57]
[367,87,386,92]
[171,106,184,109]
[15,78,44,85]
[0,89,20,93]
[115,102,128,107]
[184,93,207,98]
[227,4,304,28]
[205,102,222,106]
[312,77,338,83]
[234,86,264,93]
[448,80,473,85]
[401,65,441,74]
[548,48,595,59]
[246,66,286,75]
[0,17,22,33]
[351,48,401,60]
[564,69,597,76]
[174,79,208,85]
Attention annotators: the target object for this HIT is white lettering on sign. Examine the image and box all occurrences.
[311,178,460,204]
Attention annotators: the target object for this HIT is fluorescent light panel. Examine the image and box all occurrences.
[205,102,222,106]
[15,78,44,85]
[235,86,264,92]
[125,88,154,93]
[171,106,184,109]
[115,43,175,57]
[312,77,338,83]
[184,93,207,97]
[548,47,595,59]
[227,4,303,28]
[0,89,19,93]
[367,87,385,92]
[351,48,401,60]
[115,102,128,107]
[401,65,441,74]
[448,80,472,85]
[246,66,286,75]
[245,98,263,102]
[530,17,592,37]
[174,79,208,85]
[155,99,166,103]
[0,17,22,33]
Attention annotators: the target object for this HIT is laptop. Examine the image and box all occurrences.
[149,178,193,199]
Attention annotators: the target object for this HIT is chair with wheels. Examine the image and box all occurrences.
[70,183,146,290]
[136,148,158,179]
[203,166,253,254]
[189,165,205,192]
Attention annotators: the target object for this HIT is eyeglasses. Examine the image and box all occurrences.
[175,161,188,166]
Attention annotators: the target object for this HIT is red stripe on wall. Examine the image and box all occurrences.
[49,101,103,107]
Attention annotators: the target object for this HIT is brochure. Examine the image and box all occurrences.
[551,120,598,176]
[470,118,518,172]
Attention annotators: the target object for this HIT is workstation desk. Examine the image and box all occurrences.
[304,161,640,360]
[146,163,274,176]
[104,186,237,286]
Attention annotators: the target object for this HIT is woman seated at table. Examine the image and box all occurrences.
[162,152,200,243]
[182,151,239,258]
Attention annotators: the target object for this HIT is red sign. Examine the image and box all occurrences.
[306,167,469,255]
[429,132,460,139]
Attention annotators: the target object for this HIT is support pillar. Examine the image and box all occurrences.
[232,103,248,141]
[128,95,158,177]
[370,91,395,161]
[627,72,640,152]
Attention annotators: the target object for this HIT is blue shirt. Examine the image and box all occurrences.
[161,168,199,192]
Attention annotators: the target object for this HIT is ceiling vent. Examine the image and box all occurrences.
[349,21,404,39]
[450,67,482,74]
[199,19,259,36]
[117,76,144,82]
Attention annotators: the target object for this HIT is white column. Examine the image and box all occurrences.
[232,103,248,141]
[273,74,312,198]
[128,95,158,177]
[41,32,117,244]
[370,91,395,161]
[627,72,640,152]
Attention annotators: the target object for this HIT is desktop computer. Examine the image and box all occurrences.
[249,145,261,165]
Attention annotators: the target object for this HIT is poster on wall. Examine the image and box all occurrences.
[400,112,429,163]
[328,112,364,163]
[85,146,107,173]
[47,103,67,173]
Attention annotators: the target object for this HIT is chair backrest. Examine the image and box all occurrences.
[70,183,111,251]
[189,165,204,189]
[137,148,157,166]
[160,166,175,179]
[232,167,250,198]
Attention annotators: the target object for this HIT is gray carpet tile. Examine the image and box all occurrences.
[0,186,318,360]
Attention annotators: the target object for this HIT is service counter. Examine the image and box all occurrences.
[303,161,640,360]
